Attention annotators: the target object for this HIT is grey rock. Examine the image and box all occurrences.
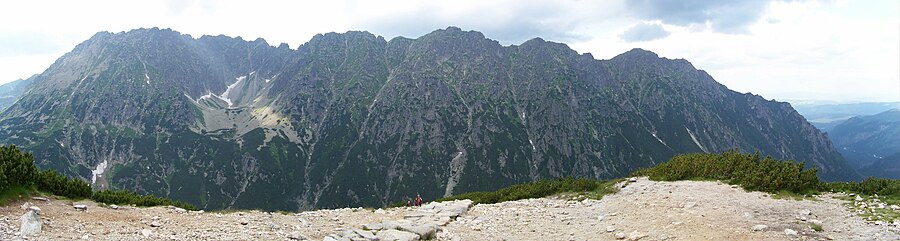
[606,226,616,232]
[809,219,823,226]
[30,197,49,202]
[798,209,811,216]
[73,204,88,211]
[628,177,638,182]
[353,229,377,240]
[751,224,767,231]
[375,229,419,241]
[141,229,152,237]
[287,231,308,240]
[398,223,439,239]
[784,228,798,236]
[19,209,42,236]
[615,232,626,239]
[627,231,647,241]
[150,221,162,227]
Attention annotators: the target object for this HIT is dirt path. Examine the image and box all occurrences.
[2,178,898,240]
[440,178,900,241]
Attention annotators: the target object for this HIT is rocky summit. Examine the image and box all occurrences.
[0,27,856,210]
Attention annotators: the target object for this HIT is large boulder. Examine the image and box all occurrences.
[20,206,42,236]
[375,229,419,241]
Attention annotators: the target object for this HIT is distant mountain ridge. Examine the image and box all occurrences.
[0,27,857,210]
[792,102,900,132]
[0,75,36,110]
[829,109,900,175]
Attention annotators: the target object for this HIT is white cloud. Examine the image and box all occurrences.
[0,0,896,102]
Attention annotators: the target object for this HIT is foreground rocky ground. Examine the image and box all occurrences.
[1,178,898,240]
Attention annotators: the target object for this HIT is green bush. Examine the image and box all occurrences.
[436,177,614,204]
[0,145,38,192]
[93,190,197,210]
[35,169,93,199]
[0,144,196,210]
[824,177,900,196]
[633,149,820,194]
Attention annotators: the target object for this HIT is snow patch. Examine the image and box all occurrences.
[218,76,245,107]
[685,127,708,153]
[651,132,670,149]
[529,139,536,151]
[145,73,150,84]
[91,160,108,184]
[264,79,271,83]
[249,71,256,76]
[197,92,214,101]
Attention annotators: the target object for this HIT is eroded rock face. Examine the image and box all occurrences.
[0,27,856,211]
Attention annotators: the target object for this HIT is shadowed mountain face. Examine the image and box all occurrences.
[0,27,857,210]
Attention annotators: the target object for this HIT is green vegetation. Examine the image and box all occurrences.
[436,177,619,204]
[823,177,900,196]
[0,144,195,210]
[0,186,31,206]
[35,170,92,199]
[632,150,819,194]
[93,190,195,210]
[810,223,823,232]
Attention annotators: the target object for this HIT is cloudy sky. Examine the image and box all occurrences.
[1,0,897,102]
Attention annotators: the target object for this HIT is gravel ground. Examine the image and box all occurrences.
[2,178,898,240]
[439,178,900,241]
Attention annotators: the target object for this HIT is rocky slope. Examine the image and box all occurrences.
[2,179,897,240]
[0,27,857,210]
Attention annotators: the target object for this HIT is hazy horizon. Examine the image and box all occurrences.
[1,0,898,102]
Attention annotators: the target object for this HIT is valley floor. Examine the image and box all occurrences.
[2,178,898,240]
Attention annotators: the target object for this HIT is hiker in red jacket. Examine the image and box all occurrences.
[415,194,422,206]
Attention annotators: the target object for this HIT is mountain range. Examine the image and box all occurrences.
[0,27,857,210]
[828,108,900,178]
[792,102,900,132]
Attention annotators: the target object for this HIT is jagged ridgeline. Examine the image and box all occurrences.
[0,27,856,211]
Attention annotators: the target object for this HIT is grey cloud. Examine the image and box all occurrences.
[349,1,617,45]
[0,32,68,57]
[620,23,670,42]
[625,0,787,33]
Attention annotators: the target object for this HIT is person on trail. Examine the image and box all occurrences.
[415,194,422,206]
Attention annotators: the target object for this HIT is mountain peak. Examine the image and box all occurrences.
[615,48,660,60]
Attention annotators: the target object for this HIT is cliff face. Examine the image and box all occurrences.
[0,27,856,210]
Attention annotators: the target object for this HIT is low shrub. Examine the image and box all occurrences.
[0,145,38,192]
[35,169,93,199]
[824,177,900,196]
[0,144,196,210]
[633,149,819,194]
[436,177,616,204]
[93,190,197,210]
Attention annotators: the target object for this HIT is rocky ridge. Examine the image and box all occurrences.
[0,27,857,211]
[2,178,898,241]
